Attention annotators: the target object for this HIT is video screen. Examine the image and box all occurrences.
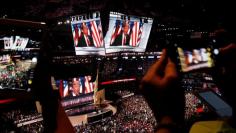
[198,91,232,117]
[177,47,214,72]
[71,12,105,55]
[0,53,38,91]
[0,36,40,50]
[55,75,97,109]
[104,12,153,53]
[58,76,95,98]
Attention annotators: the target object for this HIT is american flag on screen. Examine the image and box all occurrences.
[84,76,94,94]
[83,22,92,46]
[62,80,69,97]
[90,20,104,47]
[72,24,81,47]
[129,21,143,47]
[72,22,93,47]
[110,20,122,45]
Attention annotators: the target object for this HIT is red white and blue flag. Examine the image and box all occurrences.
[72,24,81,47]
[110,20,122,45]
[84,76,95,94]
[90,20,104,47]
[129,21,143,47]
[83,22,92,46]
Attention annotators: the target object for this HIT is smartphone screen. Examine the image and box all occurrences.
[177,47,215,72]
[197,90,232,118]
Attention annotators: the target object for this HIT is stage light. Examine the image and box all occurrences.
[213,49,219,55]
[40,22,46,25]
[32,57,37,63]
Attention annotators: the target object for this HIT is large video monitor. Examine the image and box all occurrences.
[0,35,41,50]
[70,12,105,55]
[104,12,153,53]
[55,75,97,109]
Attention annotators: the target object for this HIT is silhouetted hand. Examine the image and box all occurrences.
[140,49,183,133]
[141,49,178,90]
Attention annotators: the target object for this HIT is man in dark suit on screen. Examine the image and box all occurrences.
[111,20,131,46]
[77,22,94,47]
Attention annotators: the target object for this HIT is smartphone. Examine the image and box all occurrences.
[168,38,219,73]
[177,47,216,72]
[194,90,232,118]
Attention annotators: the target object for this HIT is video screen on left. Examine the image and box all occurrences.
[0,30,42,92]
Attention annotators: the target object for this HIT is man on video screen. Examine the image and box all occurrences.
[70,78,81,96]
[184,48,209,66]
[110,20,131,46]
[63,78,83,97]
[77,22,94,47]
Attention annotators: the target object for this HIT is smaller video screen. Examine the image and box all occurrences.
[55,75,97,109]
[70,12,105,55]
[177,47,214,72]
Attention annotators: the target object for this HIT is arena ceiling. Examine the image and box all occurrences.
[0,0,235,30]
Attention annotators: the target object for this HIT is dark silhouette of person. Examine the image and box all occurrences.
[140,36,236,132]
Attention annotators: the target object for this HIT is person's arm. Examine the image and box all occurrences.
[140,49,184,133]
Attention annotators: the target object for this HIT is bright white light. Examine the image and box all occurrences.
[148,56,154,59]
[32,57,37,63]
[214,49,219,55]
[122,56,128,59]
[40,22,46,25]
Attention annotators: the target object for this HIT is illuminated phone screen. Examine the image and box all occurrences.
[177,47,214,72]
[198,91,232,117]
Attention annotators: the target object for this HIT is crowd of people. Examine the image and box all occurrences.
[181,72,221,121]
[184,92,209,120]
[0,107,44,133]
[20,121,44,133]
[100,57,156,81]
[75,91,157,132]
